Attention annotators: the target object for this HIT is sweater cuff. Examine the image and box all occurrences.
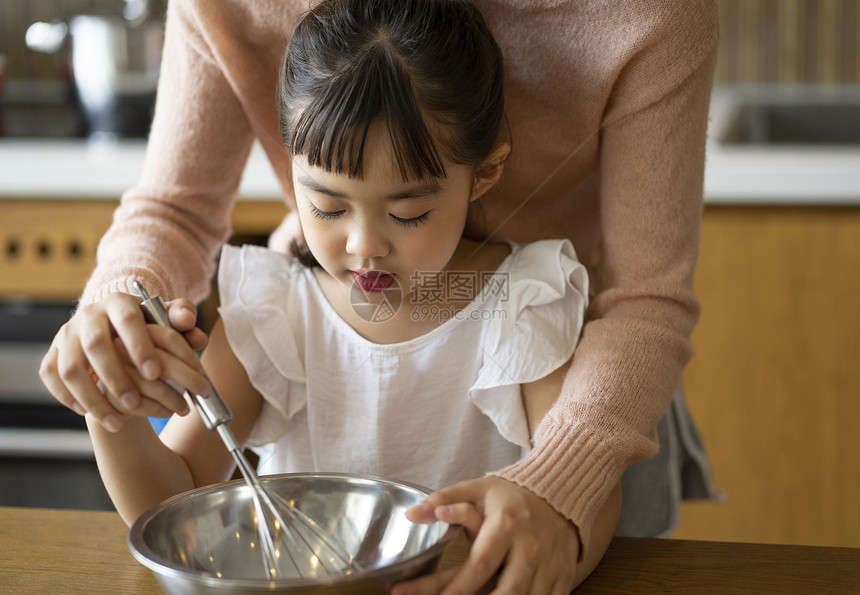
[78,265,175,307]
[489,410,654,561]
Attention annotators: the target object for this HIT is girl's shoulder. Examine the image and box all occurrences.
[218,244,311,301]
[506,238,580,272]
[451,238,587,306]
[220,243,306,273]
[501,238,588,301]
[456,237,582,274]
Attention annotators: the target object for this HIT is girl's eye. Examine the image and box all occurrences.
[391,212,430,228]
[310,204,345,220]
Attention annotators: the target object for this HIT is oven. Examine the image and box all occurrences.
[0,301,113,510]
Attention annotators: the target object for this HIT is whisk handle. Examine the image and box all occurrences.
[133,281,233,430]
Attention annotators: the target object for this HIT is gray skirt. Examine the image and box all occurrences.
[616,389,723,537]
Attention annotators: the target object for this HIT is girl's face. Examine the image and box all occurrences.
[292,125,501,301]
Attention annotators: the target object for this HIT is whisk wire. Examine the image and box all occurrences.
[263,488,358,574]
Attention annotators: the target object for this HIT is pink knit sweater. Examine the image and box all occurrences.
[82,0,718,548]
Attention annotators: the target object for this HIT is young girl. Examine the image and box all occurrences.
[86,0,621,591]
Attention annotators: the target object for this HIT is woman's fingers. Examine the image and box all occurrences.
[406,481,483,523]
[81,299,151,413]
[101,325,206,428]
[49,325,126,428]
[431,503,484,541]
[40,342,96,417]
[40,293,158,427]
[490,534,545,595]
[38,290,210,434]
[115,356,190,418]
[402,476,582,595]
[438,514,511,595]
[111,333,203,416]
[144,326,210,395]
[167,299,209,351]
[102,294,161,381]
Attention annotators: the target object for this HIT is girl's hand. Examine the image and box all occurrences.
[393,476,581,595]
[39,292,209,432]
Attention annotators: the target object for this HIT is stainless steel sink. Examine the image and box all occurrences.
[711,85,860,146]
[705,85,860,205]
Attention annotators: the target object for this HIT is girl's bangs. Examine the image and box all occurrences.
[288,45,448,181]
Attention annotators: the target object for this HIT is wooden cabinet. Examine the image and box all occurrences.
[0,199,288,301]
[674,206,860,548]
[1,200,115,301]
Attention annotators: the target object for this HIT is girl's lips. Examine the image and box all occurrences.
[351,270,395,293]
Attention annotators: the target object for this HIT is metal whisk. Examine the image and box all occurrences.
[133,281,358,579]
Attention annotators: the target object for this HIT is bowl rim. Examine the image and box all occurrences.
[127,471,461,588]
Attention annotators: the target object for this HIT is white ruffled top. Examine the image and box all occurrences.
[217,239,588,490]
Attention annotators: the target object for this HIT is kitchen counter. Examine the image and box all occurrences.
[704,146,860,205]
[2,131,859,205]
[1,506,858,594]
[0,138,284,200]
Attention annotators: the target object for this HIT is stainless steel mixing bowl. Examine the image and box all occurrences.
[128,473,458,594]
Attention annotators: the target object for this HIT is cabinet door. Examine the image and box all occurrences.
[674,206,860,547]
[0,199,288,301]
[0,200,115,300]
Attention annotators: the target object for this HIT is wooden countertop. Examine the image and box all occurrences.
[1,507,858,594]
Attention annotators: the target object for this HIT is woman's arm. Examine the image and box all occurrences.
[80,0,259,306]
[42,0,265,430]
[493,0,719,559]
[520,358,621,584]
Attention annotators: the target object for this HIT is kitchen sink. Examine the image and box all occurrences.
[711,85,860,146]
[705,85,860,204]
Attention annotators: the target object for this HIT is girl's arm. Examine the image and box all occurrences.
[160,320,264,487]
[520,358,571,439]
[88,319,262,526]
[87,414,198,526]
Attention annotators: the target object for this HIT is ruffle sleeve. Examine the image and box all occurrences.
[469,240,589,450]
[217,244,308,445]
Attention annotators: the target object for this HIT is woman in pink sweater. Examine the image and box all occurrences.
[41,0,719,592]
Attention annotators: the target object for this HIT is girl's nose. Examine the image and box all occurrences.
[345,221,389,259]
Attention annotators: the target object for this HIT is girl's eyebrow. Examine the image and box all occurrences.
[296,175,442,201]
[296,175,347,198]
[387,181,443,200]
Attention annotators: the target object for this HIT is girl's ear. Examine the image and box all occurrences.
[470,142,511,201]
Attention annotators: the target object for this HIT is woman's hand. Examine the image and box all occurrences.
[392,476,581,595]
[39,292,210,432]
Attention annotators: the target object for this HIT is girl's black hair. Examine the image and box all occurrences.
[279,0,505,181]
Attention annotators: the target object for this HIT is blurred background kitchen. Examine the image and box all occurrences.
[0,0,858,551]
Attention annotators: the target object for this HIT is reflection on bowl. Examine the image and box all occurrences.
[128,472,458,594]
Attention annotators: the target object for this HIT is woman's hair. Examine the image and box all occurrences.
[278,0,506,182]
